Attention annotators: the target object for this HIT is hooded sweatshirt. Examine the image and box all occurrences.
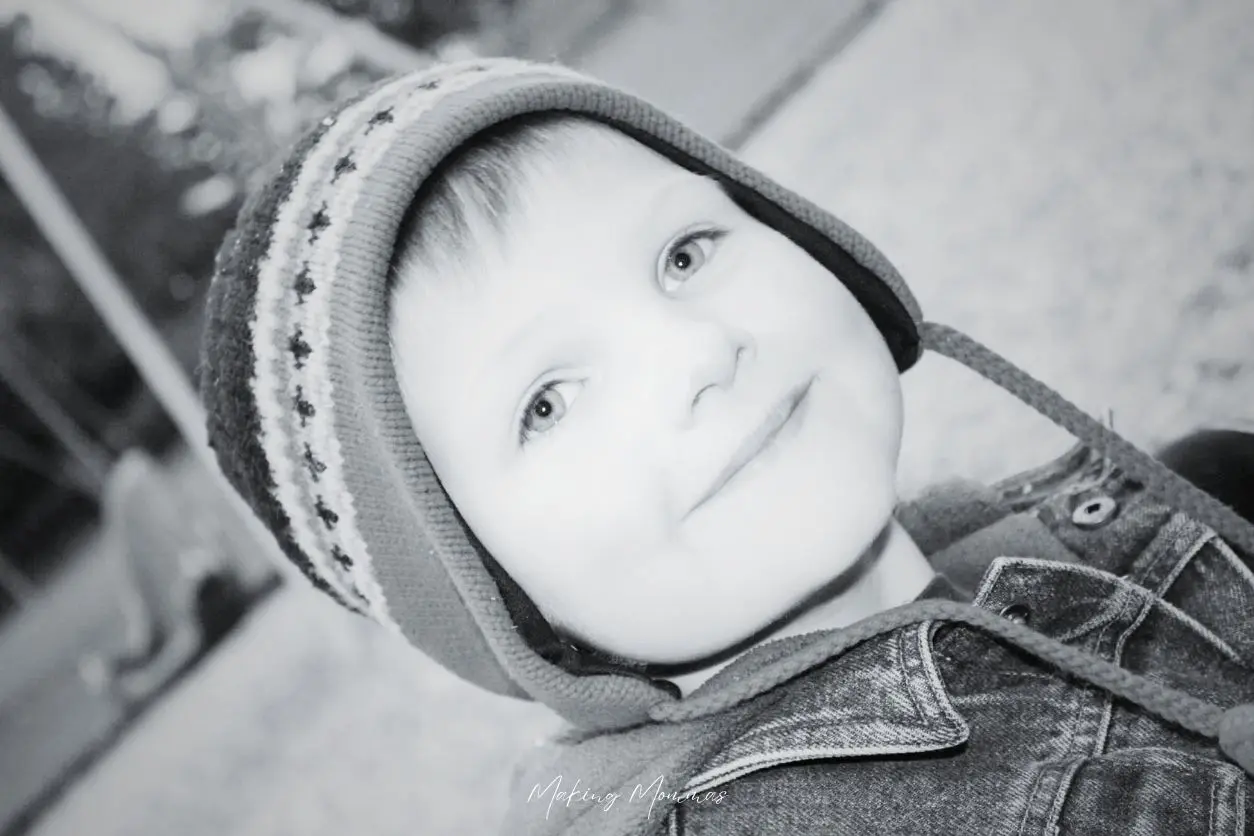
[197,58,1254,835]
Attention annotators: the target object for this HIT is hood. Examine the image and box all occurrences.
[198,58,1254,736]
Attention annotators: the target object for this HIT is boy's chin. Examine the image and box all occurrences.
[641,513,897,665]
[605,593,833,670]
[554,489,900,669]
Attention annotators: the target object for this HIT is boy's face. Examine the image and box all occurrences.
[393,128,904,664]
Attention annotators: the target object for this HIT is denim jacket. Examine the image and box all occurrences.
[509,443,1254,836]
[668,446,1254,835]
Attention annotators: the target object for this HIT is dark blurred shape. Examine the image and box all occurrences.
[193,569,253,647]
[1156,429,1254,534]
[310,0,506,46]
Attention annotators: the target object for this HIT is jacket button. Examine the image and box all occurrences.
[1072,495,1118,529]
[1000,603,1032,625]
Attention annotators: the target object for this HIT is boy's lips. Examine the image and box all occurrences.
[686,376,814,517]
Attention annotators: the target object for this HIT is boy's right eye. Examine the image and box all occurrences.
[657,228,726,294]
[518,380,580,445]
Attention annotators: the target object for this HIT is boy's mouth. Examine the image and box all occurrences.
[686,376,814,517]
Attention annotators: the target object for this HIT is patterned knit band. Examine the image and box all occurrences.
[199,58,923,731]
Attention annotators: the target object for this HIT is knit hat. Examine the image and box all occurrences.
[199,57,1254,733]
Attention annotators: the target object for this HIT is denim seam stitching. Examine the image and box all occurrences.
[895,624,930,731]
[912,621,967,736]
[1091,584,1147,756]
[1230,768,1246,836]
[1043,758,1086,836]
[976,557,1126,642]
[1113,539,1248,665]
[679,736,968,797]
[1209,766,1220,836]
[1210,531,1254,590]
[666,803,682,836]
[1016,762,1062,836]
[1143,514,1214,597]
[1150,591,1246,665]
[980,556,1245,663]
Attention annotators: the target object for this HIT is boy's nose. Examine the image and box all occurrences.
[686,329,752,417]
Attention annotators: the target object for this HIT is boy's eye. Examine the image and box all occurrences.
[519,380,579,445]
[658,229,724,293]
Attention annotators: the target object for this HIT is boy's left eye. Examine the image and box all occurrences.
[658,229,724,293]
[517,379,581,446]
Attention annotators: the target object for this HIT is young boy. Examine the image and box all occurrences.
[199,58,1254,835]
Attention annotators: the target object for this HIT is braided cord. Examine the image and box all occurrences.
[920,322,1254,559]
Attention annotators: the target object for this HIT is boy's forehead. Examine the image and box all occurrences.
[517,127,716,213]
[503,168,726,295]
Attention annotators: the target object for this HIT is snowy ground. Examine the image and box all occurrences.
[27,0,1254,834]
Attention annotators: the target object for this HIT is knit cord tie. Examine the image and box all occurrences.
[651,322,1254,777]
[921,322,1254,558]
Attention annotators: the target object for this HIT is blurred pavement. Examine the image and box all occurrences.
[27,0,1254,834]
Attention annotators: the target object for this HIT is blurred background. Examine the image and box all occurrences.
[1,0,1251,834]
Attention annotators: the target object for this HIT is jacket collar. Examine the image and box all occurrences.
[683,576,971,794]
